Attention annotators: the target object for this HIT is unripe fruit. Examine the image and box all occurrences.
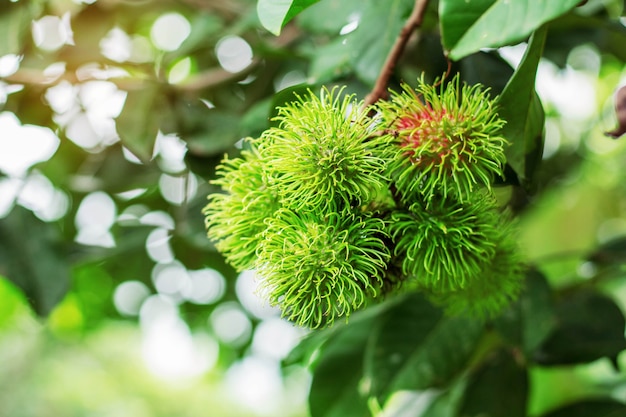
[378,75,507,202]
[257,209,390,328]
[428,228,525,318]
[258,87,392,214]
[203,148,279,271]
[388,192,501,292]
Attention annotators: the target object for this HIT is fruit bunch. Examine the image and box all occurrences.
[204,76,524,328]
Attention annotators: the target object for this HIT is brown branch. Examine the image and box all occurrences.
[363,0,430,108]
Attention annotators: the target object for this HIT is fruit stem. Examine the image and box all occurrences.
[363,0,430,108]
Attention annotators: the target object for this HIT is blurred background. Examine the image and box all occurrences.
[0,0,625,416]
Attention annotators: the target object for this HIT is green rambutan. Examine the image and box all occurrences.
[378,75,507,202]
[388,192,501,292]
[428,228,525,319]
[257,87,393,214]
[257,209,390,328]
[203,148,280,271]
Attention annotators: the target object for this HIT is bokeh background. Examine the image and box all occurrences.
[0,0,625,416]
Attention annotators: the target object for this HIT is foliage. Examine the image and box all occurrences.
[1,0,626,416]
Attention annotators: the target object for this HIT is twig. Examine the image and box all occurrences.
[363,0,430,108]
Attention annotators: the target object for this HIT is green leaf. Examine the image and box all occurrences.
[351,0,414,85]
[364,294,484,402]
[308,319,372,417]
[257,0,321,35]
[268,83,316,127]
[495,269,556,356]
[460,51,514,97]
[545,14,626,67]
[297,0,363,35]
[439,0,581,60]
[534,290,626,366]
[308,38,353,83]
[0,277,30,328]
[421,378,468,417]
[587,235,626,266]
[0,207,70,316]
[458,349,528,417]
[298,0,414,85]
[285,295,406,367]
[540,399,626,417]
[498,27,547,185]
[116,83,174,164]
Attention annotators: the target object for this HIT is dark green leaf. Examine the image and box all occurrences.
[257,0,321,35]
[308,319,372,417]
[460,51,514,97]
[0,207,70,316]
[498,27,547,185]
[540,399,626,417]
[269,83,317,127]
[458,350,528,417]
[184,110,243,157]
[534,290,626,366]
[364,294,484,402]
[587,235,626,266]
[421,378,468,417]
[116,83,174,164]
[495,269,556,356]
[439,0,581,60]
[285,294,406,367]
[545,14,626,67]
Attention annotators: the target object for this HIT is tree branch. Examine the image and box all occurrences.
[363,0,430,108]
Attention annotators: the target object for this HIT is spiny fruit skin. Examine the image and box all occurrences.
[379,75,507,202]
[388,192,501,292]
[257,210,390,329]
[203,148,280,271]
[428,228,525,319]
[204,81,523,328]
[257,87,393,214]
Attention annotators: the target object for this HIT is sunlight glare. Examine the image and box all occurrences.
[215,36,253,73]
[74,191,117,247]
[114,280,151,316]
[236,270,280,319]
[0,112,60,177]
[100,27,132,63]
[158,173,198,205]
[32,13,74,51]
[183,268,226,305]
[209,302,252,346]
[145,227,175,263]
[150,13,191,52]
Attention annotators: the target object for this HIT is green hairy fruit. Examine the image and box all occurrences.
[257,87,392,214]
[379,75,507,203]
[257,210,390,329]
[428,226,525,319]
[388,193,501,292]
[203,149,280,271]
[204,80,525,328]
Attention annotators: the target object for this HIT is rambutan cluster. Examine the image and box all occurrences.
[379,75,523,317]
[205,77,525,327]
[205,88,393,328]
